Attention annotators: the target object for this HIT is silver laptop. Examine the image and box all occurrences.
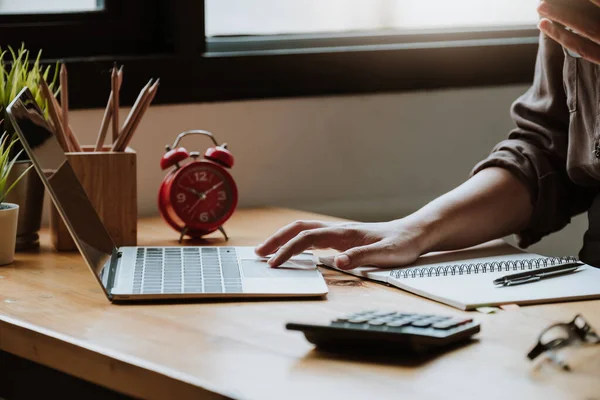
[7,87,328,301]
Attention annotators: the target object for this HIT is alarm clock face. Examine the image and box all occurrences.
[169,161,237,230]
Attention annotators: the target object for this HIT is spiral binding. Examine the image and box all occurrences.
[389,256,578,279]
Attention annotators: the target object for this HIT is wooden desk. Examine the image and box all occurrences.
[1,208,599,400]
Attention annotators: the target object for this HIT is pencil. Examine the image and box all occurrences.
[66,129,80,152]
[48,84,80,152]
[111,64,119,143]
[40,77,70,152]
[114,79,159,152]
[60,64,69,136]
[117,65,124,88]
[51,75,82,152]
[118,78,152,142]
[111,80,152,152]
[54,95,82,152]
[95,92,113,151]
[123,78,159,150]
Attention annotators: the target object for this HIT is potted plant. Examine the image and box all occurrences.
[0,44,59,250]
[0,131,33,265]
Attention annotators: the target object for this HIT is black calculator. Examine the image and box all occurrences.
[286,310,480,354]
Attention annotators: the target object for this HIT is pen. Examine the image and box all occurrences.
[493,262,584,287]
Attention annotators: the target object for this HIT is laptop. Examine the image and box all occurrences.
[7,87,328,301]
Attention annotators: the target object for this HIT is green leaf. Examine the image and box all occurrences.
[0,163,33,205]
[0,133,32,205]
[0,44,57,118]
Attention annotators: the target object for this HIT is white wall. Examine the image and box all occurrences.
[61,85,587,258]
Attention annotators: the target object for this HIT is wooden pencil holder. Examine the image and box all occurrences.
[50,146,137,251]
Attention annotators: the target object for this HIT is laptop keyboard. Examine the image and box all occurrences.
[132,247,243,294]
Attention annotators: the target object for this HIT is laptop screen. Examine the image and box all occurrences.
[6,88,116,292]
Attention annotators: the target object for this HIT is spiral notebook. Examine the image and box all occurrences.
[318,241,600,310]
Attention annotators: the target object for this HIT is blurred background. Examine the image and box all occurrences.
[1,0,584,257]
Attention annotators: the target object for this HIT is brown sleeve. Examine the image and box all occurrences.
[471,34,594,247]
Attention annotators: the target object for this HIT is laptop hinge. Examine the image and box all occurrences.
[103,248,122,299]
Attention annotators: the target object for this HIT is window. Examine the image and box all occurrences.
[206,0,539,36]
[0,0,100,15]
[0,1,540,108]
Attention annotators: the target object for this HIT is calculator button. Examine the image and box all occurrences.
[433,317,473,330]
[411,319,437,328]
[400,315,423,323]
[423,316,447,324]
[447,317,472,326]
[385,319,413,327]
[369,311,396,318]
[402,313,419,319]
[418,315,439,320]
[348,317,371,324]
[432,321,455,330]
[367,319,387,326]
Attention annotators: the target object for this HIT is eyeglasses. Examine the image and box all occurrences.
[527,314,600,371]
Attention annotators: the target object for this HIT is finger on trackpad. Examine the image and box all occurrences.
[241,259,318,278]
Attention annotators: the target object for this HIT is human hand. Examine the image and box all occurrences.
[537,0,600,64]
[254,219,428,270]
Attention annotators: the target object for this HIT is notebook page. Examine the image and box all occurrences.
[388,262,600,310]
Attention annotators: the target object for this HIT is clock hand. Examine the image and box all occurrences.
[200,181,224,197]
[182,182,223,217]
[180,185,206,200]
[189,198,203,213]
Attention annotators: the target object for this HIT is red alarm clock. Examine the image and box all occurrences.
[158,130,238,242]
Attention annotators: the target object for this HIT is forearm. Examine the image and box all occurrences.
[405,167,533,254]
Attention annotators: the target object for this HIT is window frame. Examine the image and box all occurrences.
[0,0,540,109]
[0,0,172,58]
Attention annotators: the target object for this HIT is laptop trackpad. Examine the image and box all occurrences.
[241,259,318,278]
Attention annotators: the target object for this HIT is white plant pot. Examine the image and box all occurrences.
[0,203,19,265]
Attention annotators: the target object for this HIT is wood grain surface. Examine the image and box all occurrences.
[1,208,599,400]
[50,146,137,251]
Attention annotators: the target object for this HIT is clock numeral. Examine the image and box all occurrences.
[217,190,227,201]
[177,193,186,203]
[200,212,209,222]
[194,171,208,182]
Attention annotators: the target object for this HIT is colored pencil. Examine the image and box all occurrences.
[117,65,124,88]
[48,84,81,152]
[95,92,113,151]
[111,65,120,143]
[113,79,159,152]
[111,80,152,152]
[40,77,69,152]
[55,101,82,152]
[117,78,152,143]
[60,64,69,136]
[51,88,82,152]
